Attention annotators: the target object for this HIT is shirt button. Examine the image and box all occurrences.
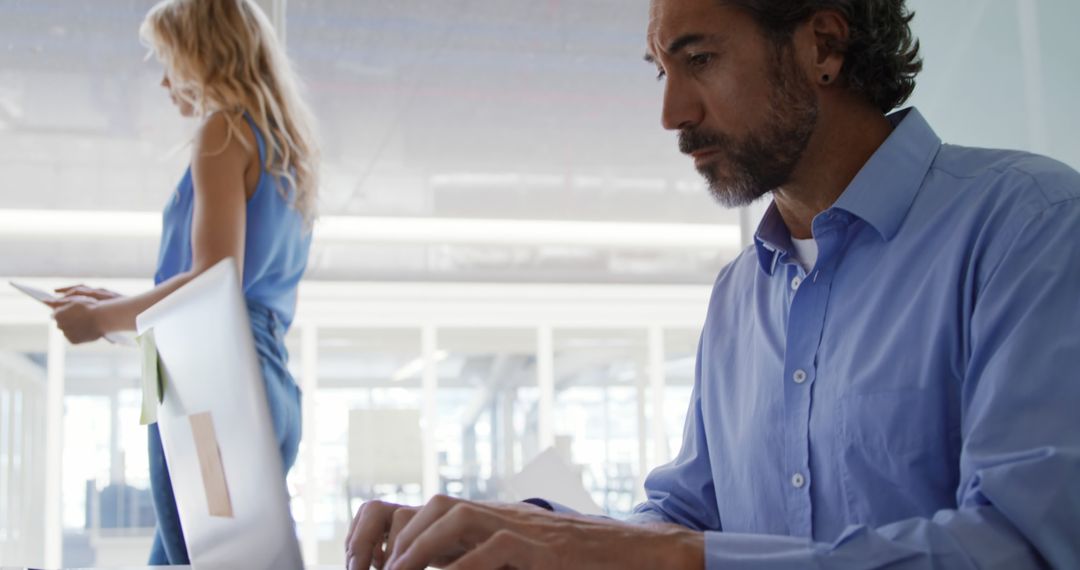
[791,473,806,489]
[793,369,808,384]
[791,276,802,291]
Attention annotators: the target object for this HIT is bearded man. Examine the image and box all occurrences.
[345,1,1080,568]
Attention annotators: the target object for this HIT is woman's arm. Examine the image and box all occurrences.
[52,113,253,343]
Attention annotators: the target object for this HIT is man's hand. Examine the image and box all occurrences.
[346,500,425,570]
[346,495,704,570]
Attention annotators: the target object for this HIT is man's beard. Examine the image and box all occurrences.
[678,45,820,208]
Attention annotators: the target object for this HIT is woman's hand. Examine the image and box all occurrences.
[50,296,106,344]
[54,284,123,302]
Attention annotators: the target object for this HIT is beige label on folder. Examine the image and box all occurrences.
[189,412,235,518]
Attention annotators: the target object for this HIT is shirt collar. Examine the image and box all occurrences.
[753,107,942,275]
[754,201,790,275]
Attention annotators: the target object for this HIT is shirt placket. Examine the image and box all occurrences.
[781,214,847,538]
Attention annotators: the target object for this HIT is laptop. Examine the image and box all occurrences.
[137,258,304,569]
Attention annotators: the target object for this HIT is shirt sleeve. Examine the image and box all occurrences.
[628,335,723,531]
[698,196,1080,569]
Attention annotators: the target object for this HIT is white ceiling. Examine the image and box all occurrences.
[0,0,1076,283]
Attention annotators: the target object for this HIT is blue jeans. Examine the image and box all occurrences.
[147,302,302,565]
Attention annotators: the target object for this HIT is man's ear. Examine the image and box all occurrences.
[801,9,849,86]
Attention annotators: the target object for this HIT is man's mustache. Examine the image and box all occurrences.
[678,128,732,155]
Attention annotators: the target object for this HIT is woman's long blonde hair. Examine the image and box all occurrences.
[140,0,319,225]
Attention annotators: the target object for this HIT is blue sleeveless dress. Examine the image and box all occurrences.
[147,114,312,564]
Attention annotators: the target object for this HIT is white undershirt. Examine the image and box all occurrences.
[790,237,819,273]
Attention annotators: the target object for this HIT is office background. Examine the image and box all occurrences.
[1,0,1077,567]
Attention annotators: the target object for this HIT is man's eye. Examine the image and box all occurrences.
[688,53,713,68]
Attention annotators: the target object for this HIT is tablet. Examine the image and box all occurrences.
[9,280,136,346]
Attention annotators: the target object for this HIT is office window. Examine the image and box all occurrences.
[0,325,48,567]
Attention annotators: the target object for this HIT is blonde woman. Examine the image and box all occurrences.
[49,0,319,563]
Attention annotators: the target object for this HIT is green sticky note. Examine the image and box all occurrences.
[138,330,162,425]
[157,355,168,404]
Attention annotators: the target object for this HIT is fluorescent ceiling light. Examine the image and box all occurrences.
[0,210,161,238]
[0,209,740,250]
[392,350,449,382]
[315,217,740,250]
[430,173,676,193]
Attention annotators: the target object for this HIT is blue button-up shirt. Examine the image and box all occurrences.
[631,108,1080,568]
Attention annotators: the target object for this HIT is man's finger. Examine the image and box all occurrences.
[346,501,396,570]
[385,507,417,561]
[444,530,554,570]
[54,284,87,293]
[390,502,498,570]
[346,499,397,550]
[346,500,362,550]
[386,495,459,563]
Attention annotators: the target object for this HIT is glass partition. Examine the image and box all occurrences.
[436,328,540,502]
[552,328,647,516]
[311,327,423,565]
[61,340,150,568]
